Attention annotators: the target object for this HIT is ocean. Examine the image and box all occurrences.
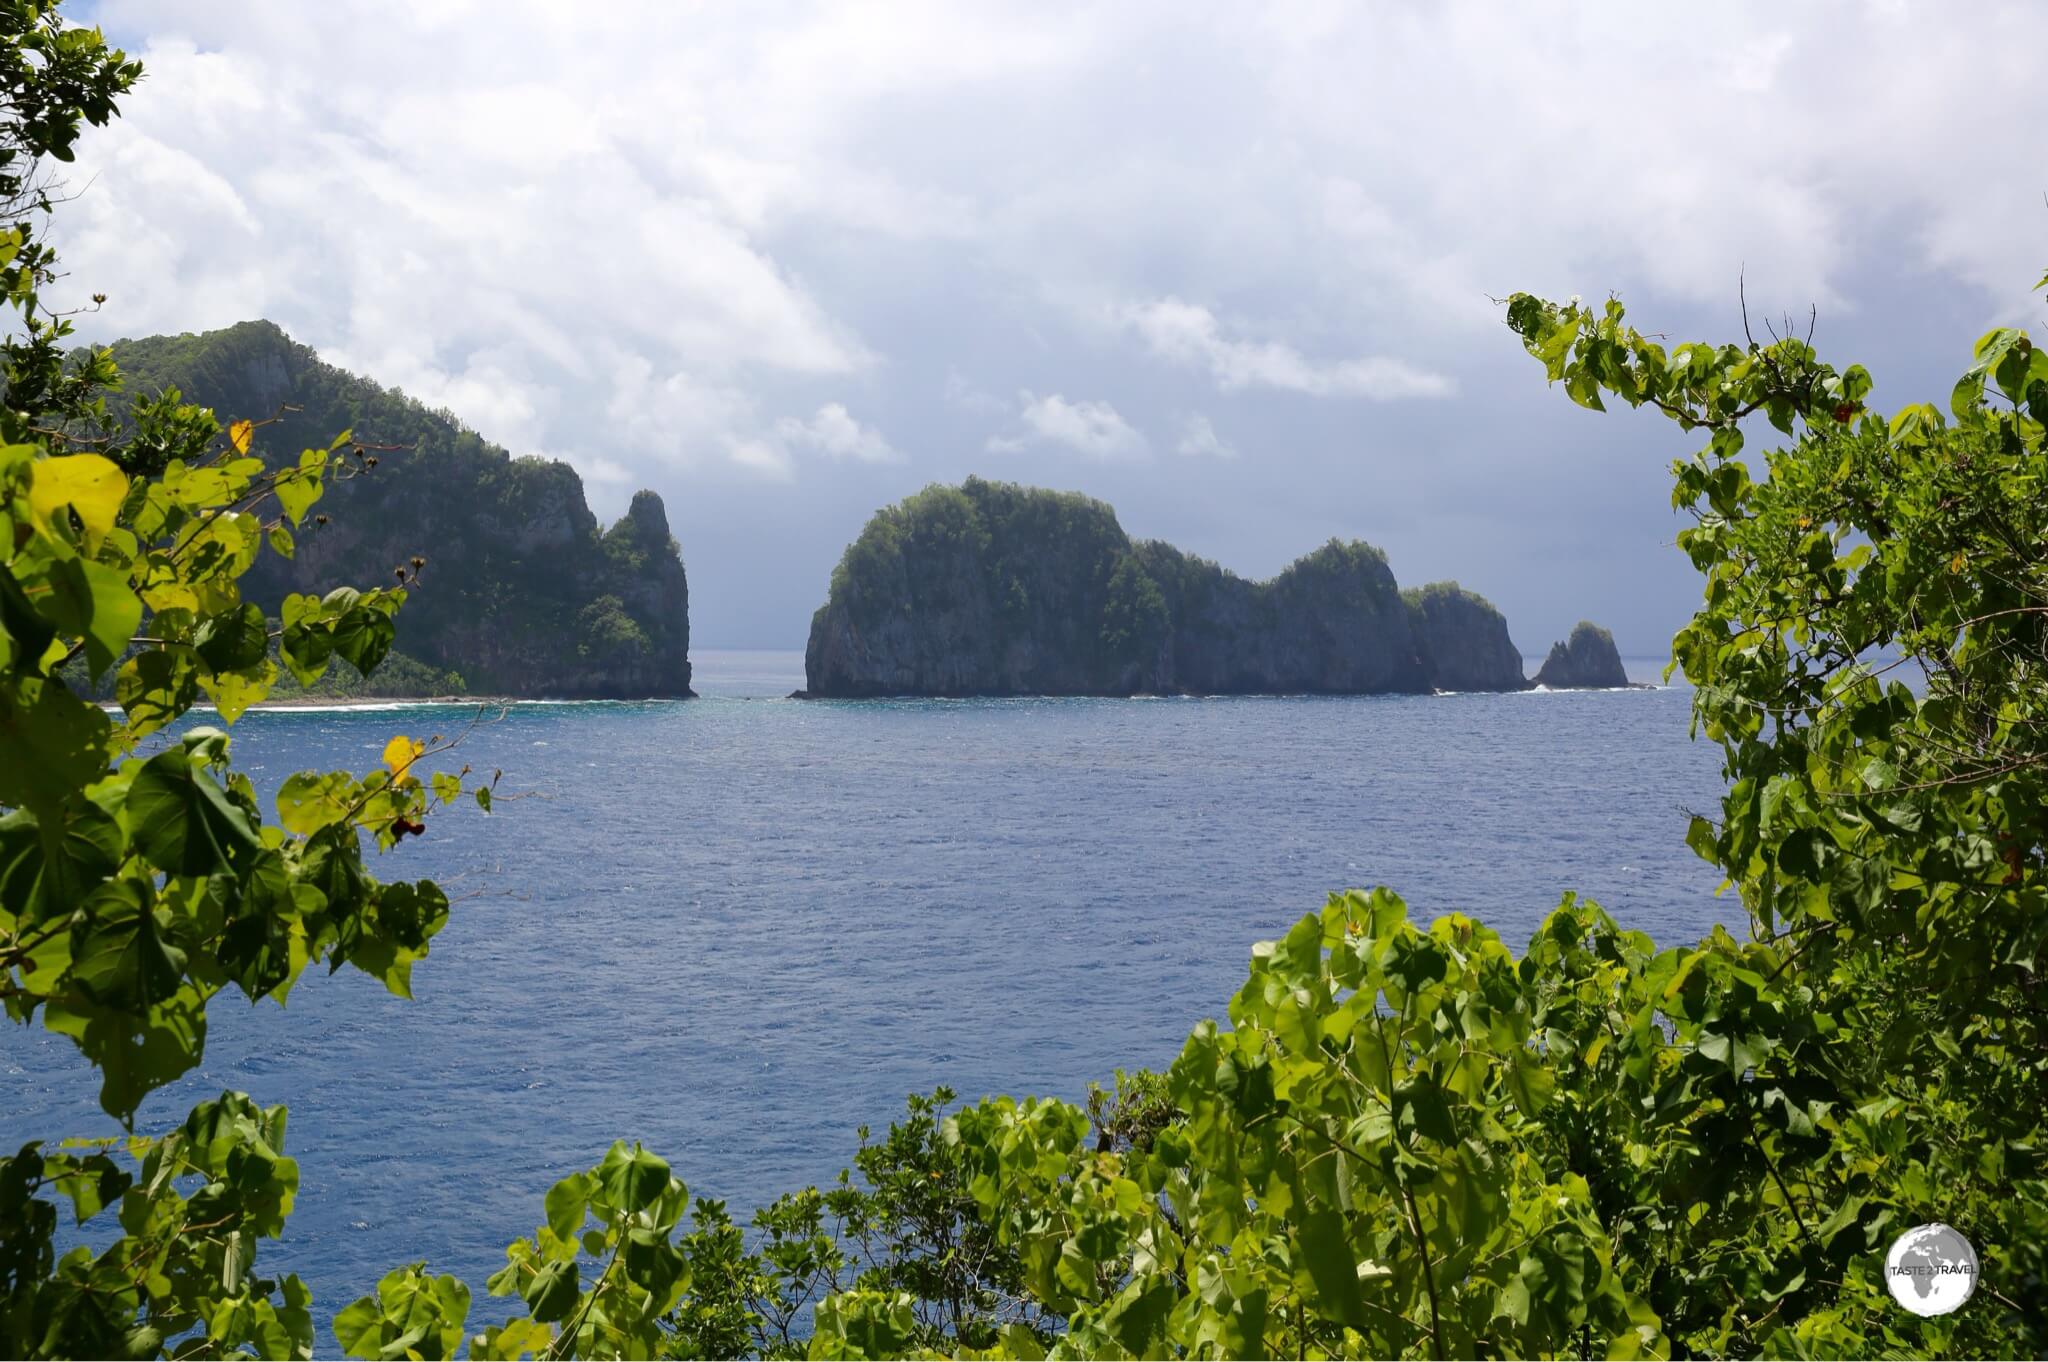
[4,649,1731,1338]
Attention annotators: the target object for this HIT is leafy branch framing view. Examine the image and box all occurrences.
[2,5,2043,1358]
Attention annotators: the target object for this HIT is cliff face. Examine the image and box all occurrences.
[803,478,1531,698]
[1533,621,1632,689]
[1404,582,1529,692]
[107,321,691,698]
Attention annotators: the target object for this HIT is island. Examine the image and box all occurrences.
[106,321,693,698]
[799,477,1586,698]
[1532,621,1638,689]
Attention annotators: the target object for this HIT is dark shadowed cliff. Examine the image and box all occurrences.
[1402,581,1528,693]
[1533,621,1634,689]
[801,477,1534,697]
[105,321,692,697]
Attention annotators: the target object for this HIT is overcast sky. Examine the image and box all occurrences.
[62,2,2048,652]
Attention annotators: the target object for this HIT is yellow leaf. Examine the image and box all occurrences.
[382,734,425,777]
[229,418,254,455]
[29,454,128,546]
[1949,551,1967,574]
[200,660,278,724]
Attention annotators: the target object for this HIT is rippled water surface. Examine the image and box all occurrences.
[6,649,1730,1336]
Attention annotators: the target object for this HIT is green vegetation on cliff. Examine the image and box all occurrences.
[805,476,1528,696]
[104,321,692,697]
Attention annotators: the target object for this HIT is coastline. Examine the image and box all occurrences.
[99,690,699,715]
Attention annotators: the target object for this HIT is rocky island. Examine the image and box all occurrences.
[800,477,1591,698]
[107,321,693,698]
[1533,621,1637,689]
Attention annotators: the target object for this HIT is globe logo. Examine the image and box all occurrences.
[1885,1223,1978,1316]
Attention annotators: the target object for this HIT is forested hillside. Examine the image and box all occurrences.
[109,321,692,697]
[803,476,1536,696]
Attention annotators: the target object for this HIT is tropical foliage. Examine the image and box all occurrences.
[5,1,2045,1357]
[1,9,489,1356]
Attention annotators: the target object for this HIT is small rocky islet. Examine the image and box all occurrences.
[1533,621,1638,690]
[798,477,1637,699]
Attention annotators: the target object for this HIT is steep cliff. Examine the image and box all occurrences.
[1403,582,1530,692]
[801,478,1532,698]
[1533,621,1633,689]
[105,321,691,698]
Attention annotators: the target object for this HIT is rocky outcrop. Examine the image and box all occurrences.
[800,478,1534,698]
[1404,582,1529,692]
[1533,621,1633,689]
[106,321,692,698]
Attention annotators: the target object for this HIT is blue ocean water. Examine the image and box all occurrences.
[5,649,1731,1339]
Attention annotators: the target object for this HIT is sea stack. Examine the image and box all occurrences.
[1532,621,1632,689]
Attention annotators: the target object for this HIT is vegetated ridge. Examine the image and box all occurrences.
[801,476,1622,698]
[106,321,692,698]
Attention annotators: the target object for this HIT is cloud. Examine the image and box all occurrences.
[1175,412,1236,458]
[775,403,903,463]
[988,391,1146,459]
[1121,299,1451,399]
[942,369,1008,414]
[44,2,2048,650]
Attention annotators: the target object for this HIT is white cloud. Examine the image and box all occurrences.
[41,0,2048,604]
[1121,299,1451,400]
[942,369,1008,415]
[1175,412,1236,459]
[775,403,903,463]
[989,391,1146,459]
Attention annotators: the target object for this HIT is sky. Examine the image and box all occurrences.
[58,2,2048,652]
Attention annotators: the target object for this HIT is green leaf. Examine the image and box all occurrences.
[198,659,278,724]
[331,1295,385,1360]
[126,746,261,877]
[1297,1208,1369,1329]
[43,984,208,1122]
[115,647,199,738]
[36,555,140,677]
[0,559,58,671]
[275,770,358,836]
[1505,1050,1555,1117]
[195,602,269,673]
[279,593,336,687]
[522,1259,579,1324]
[1394,1077,1459,1144]
[0,676,111,814]
[1951,369,1987,418]
[30,453,127,545]
[333,604,395,677]
[275,465,322,525]
[598,1142,674,1215]
[544,1172,591,1243]
[0,800,123,923]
